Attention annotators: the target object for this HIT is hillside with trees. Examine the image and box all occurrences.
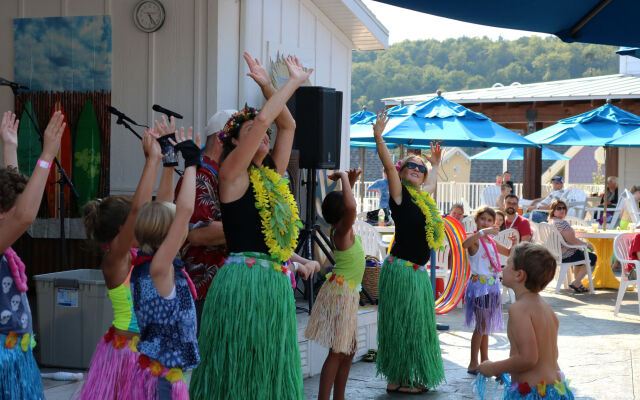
[352,36,618,112]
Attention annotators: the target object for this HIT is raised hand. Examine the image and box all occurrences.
[508,233,518,246]
[153,115,176,137]
[425,141,442,166]
[0,111,19,148]
[170,126,201,168]
[372,110,390,142]
[347,168,362,188]
[142,129,162,161]
[327,171,346,182]
[284,55,313,85]
[42,111,65,160]
[244,52,271,88]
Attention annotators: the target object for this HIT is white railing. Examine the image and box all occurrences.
[354,181,605,214]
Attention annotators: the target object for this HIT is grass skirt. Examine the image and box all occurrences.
[131,356,189,400]
[464,275,503,334]
[77,328,139,400]
[0,332,43,400]
[189,252,304,400]
[305,278,360,354]
[473,373,575,400]
[376,255,445,389]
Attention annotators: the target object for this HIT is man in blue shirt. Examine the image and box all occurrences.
[367,171,390,223]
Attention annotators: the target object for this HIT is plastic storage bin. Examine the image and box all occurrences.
[34,269,112,368]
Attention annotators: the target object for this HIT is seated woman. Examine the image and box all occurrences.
[548,200,596,293]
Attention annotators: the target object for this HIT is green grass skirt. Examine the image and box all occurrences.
[188,252,304,400]
[376,255,445,389]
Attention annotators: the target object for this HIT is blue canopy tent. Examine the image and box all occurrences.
[526,102,640,222]
[350,110,376,125]
[471,146,570,161]
[616,47,640,59]
[373,1,640,47]
[606,127,640,147]
[350,95,537,148]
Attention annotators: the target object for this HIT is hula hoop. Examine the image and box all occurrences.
[384,216,469,314]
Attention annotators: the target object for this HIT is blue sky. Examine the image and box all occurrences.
[14,15,111,92]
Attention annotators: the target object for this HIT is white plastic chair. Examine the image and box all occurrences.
[537,222,595,294]
[493,228,519,303]
[462,215,477,233]
[585,189,630,229]
[563,188,588,219]
[612,233,640,316]
[480,186,501,207]
[353,220,386,259]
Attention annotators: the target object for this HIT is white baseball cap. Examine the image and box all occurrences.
[205,109,237,137]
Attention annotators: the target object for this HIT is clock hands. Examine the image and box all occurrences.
[146,12,156,26]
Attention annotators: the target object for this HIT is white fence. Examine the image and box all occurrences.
[354,181,604,214]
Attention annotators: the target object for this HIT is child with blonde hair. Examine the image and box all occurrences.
[463,206,516,375]
[130,126,201,399]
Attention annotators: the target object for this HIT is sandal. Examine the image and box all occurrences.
[362,350,377,362]
[386,385,422,395]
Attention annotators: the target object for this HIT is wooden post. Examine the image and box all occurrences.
[523,121,543,199]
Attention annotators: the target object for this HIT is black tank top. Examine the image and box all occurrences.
[389,185,430,265]
[221,184,269,255]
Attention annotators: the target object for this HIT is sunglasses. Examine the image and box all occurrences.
[405,161,427,173]
[555,206,567,210]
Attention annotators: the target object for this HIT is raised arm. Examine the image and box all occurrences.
[109,130,162,259]
[153,116,178,202]
[150,127,199,297]
[220,56,312,182]
[0,112,64,254]
[244,52,297,176]
[1,111,19,169]
[423,141,441,195]
[328,169,360,248]
[373,110,402,203]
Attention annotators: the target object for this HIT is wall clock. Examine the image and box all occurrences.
[133,0,165,33]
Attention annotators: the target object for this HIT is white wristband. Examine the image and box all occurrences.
[292,262,300,272]
[479,230,485,237]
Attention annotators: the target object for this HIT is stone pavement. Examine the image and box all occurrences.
[44,285,640,399]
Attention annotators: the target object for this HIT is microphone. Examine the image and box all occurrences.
[0,77,29,90]
[107,106,144,127]
[152,104,183,119]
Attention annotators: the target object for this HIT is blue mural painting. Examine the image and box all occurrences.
[14,15,112,92]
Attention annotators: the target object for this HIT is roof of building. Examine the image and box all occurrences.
[313,0,388,51]
[383,74,640,105]
[442,147,471,163]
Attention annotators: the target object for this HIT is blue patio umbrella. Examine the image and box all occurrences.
[617,47,640,59]
[526,102,640,224]
[525,103,640,146]
[373,1,640,47]
[350,95,537,148]
[350,110,376,125]
[471,146,570,161]
[606,126,640,147]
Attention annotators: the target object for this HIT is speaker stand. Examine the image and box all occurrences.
[295,168,377,314]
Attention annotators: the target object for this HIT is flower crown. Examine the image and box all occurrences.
[219,104,272,140]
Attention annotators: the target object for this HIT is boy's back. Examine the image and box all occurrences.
[508,291,561,386]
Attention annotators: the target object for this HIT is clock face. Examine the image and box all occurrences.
[134,0,165,33]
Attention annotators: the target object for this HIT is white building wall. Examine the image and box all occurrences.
[0,0,355,192]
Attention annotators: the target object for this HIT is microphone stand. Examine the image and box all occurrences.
[10,85,79,270]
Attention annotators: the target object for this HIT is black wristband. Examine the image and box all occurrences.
[175,140,201,168]
[157,133,179,167]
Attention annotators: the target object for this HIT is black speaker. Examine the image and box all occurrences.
[289,86,342,169]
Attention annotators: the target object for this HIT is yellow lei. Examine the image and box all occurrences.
[405,185,445,250]
[249,165,302,262]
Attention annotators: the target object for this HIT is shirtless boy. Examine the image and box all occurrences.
[477,242,575,399]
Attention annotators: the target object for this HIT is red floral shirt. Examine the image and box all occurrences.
[175,156,226,299]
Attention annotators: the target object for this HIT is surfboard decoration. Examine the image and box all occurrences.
[45,102,72,218]
[16,101,41,177]
[73,100,101,213]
